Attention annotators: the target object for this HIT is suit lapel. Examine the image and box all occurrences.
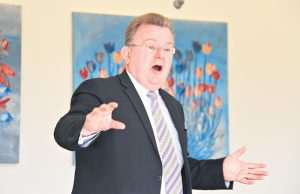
[118,71,160,156]
[159,89,187,157]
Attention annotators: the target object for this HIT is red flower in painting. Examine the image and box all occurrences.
[0,33,15,123]
[0,63,16,88]
[212,70,221,81]
[80,67,88,79]
[198,83,207,92]
[0,97,10,111]
[207,85,216,94]
[0,64,16,77]
[167,76,175,87]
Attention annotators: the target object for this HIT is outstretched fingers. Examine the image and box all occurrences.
[110,120,126,130]
[247,163,267,169]
[236,162,268,184]
[247,173,265,180]
[240,177,255,185]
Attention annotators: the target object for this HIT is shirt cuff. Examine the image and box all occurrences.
[225,181,230,188]
[78,131,100,148]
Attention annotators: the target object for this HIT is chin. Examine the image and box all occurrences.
[147,82,163,91]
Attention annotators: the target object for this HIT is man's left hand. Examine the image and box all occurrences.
[223,147,268,184]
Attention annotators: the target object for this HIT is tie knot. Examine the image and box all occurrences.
[146,91,158,102]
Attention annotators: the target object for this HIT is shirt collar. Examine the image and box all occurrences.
[127,71,160,98]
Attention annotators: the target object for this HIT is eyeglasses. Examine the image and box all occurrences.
[127,43,176,57]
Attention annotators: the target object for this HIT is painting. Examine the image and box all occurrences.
[73,13,228,160]
[0,4,21,163]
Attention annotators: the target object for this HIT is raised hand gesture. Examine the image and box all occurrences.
[81,102,125,136]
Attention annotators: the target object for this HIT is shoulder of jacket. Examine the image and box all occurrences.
[76,76,119,91]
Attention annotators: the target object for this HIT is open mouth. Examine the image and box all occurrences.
[152,65,162,72]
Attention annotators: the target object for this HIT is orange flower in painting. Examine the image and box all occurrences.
[208,106,214,116]
[190,100,199,110]
[95,52,104,64]
[206,63,215,76]
[195,67,203,80]
[0,38,9,50]
[98,68,107,78]
[113,51,123,65]
[202,42,212,55]
[194,85,202,97]
[185,86,193,99]
[214,96,222,109]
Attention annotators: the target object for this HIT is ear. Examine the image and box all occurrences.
[121,46,130,65]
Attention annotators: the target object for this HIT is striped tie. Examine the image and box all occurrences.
[147,92,183,194]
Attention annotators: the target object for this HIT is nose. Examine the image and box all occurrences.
[154,47,165,58]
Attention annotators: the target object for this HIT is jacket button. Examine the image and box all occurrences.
[156,176,162,182]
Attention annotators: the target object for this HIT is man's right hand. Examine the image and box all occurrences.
[81,102,125,136]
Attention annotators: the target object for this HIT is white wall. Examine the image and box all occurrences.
[0,0,299,193]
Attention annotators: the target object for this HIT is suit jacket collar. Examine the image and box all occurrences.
[118,71,160,156]
[118,71,186,157]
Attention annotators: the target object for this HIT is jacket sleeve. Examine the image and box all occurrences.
[54,80,102,151]
[188,157,233,190]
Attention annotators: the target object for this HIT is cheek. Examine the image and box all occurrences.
[165,58,173,72]
[144,55,154,65]
[134,52,151,66]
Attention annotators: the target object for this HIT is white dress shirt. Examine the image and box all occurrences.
[127,72,184,194]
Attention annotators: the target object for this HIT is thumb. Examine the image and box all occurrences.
[232,146,246,158]
[110,120,126,130]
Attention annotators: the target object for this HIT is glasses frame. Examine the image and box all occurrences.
[127,43,176,56]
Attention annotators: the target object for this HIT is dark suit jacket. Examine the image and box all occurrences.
[54,71,232,194]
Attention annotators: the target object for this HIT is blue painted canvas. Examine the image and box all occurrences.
[73,13,228,159]
[0,4,21,163]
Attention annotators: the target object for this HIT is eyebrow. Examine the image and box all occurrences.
[142,38,174,45]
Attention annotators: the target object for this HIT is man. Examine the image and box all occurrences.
[54,13,267,194]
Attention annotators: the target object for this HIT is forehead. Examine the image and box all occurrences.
[133,24,174,44]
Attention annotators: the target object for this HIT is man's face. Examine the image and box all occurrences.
[124,24,174,91]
